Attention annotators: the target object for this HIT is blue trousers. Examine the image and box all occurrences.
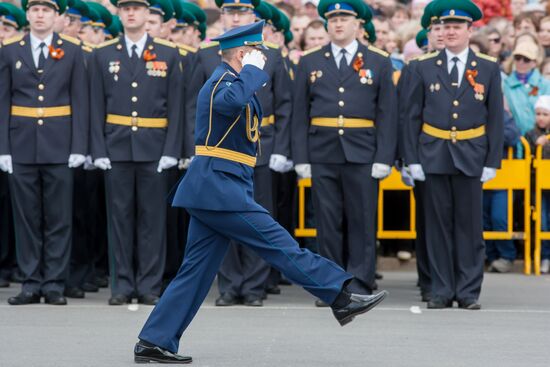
[482,190,516,262]
[139,208,353,353]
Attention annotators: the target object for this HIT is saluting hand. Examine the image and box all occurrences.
[242,50,266,70]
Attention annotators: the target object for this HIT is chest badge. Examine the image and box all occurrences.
[146,61,168,77]
[15,60,22,70]
[109,61,120,81]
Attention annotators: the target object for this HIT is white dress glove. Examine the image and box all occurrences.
[94,157,112,171]
[0,155,13,174]
[400,167,415,187]
[178,157,193,170]
[242,50,266,70]
[480,167,497,183]
[409,164,426,182]
[269,154,288,173]
[371,163,392,179]
[68,154,86,168]
[83,155,96,171]
[281,159,294,173]
[295,163,312,179]
[157,156,178,173]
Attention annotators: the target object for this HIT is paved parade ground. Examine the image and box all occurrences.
[0,271,549,367]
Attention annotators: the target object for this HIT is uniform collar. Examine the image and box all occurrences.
[30,32,53,51]
[124,32,148,57]
[445,47,469,65]
[331,40,358,58]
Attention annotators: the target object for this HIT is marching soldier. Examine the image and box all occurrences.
[292,0,397,304]
[89,0,184,305]
[404,0,503,309]
[0,0,89,305]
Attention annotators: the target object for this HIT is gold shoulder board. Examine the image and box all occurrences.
[302,45,322,57]
[179,48,188,56]
[154,38,176,48]
[178,44,197,53]
[200,41,219,49]
[2,35,24,46]
[476,52,497,63]
[368,45,389,58]
[264,41,279,50]
[59,33,81,45]
[98,38,119,49]
[418,51,439,61]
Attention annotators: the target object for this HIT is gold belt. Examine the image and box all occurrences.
[11,105,71,118]
[106,114,168,128]
[261,115,275,127]
[195,146,256,167]
[422,123,486,143]
[311,117,375,128]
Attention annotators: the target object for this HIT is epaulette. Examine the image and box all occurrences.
[178,44,197,53]
[264,41,279,49]
[98,37,119,48]
[302,45,321,57]
[179,48,188,56]
[368,45,389,58]
[200,41,219,49]
[82,45,93,53]
[154,38,176,48]
[476,52,497,63]
[2,34,24,46]
[59,33,81,45]
[418,51,439,61]
[408,54,422,62]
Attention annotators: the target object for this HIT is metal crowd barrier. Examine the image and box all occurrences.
[294,137,533,274]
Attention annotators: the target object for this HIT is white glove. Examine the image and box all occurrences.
[94,157,112,170]
[242,50,266,70]
[68,154,86,168]
[409,164,426,182]
[295,163,311,179]
[178,157,193,170]
[0,155,13,174]
[481,167,497,183]
[83,155,96,171]
[157,156,178,173]
[400,167,415,187]
[281,159,294,173]
[371,163,392,179]
[269,154,288,173]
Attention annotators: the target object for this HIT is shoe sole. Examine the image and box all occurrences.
[337,291,388,327]
[134,356,192,364]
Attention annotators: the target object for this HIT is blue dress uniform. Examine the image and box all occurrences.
[292,2,397,295]
[138,22,354,354]
[403,0,503,307]
[89,3,184,302]
[0,1,89,302]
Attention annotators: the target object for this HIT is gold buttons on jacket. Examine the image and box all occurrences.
[131,96,138,102]
[132,111,138,117]
[338,87,345,93]
[452,113,458,119]
[38,96,44,102]
[38,84,45,90]
[453,100,459,106]
[338,101,344,107]
[338,129,344,135]
[37,119,43,126]
[132,82,138,88]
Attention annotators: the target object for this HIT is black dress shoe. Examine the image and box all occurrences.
[315,299,329,307]
[109,294,129,305]
[458,299,481,310]
[95,275,109,288]
[215,294,239,306]
[243,296,263,307]
[420,291,432,303]
[81,282,99,292]
[427,297,452,309]
[375,272,383,280]
[44,291,67,305]
[0,278,9,288]
[8,291,40,305]
[138,295,160,305]
[332,291,388,326]
[64,287,85,299]
[134,340,192,364]
[266,285,281,295]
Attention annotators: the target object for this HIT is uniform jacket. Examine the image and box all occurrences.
[172,63,270,212]
[89,35,183,162]
[186,42,291,166]
[0,33,89,164]
[291,43,397,165]
[178,44,197,159]
[404,49,504,176]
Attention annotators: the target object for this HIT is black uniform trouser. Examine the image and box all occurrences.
[0,173,15,281]
[217,165,273,298]
[105,162,167,297]
[423,174,484,302]
[9,163,73,293]
[413,182,431,293]
[311,163,377,294]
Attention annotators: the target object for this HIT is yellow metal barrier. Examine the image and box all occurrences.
[532,137,550,276]
[295,138,532,274]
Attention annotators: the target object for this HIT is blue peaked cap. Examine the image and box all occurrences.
[212,20,267,50]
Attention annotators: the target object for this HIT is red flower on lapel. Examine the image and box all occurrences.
[352,54,364,72]
[529,86,539,96]
[143,49,157,62]
[465,69,478,87]
[48,45,64,60]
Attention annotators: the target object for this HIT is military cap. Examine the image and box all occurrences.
[66,0,88,19]
[212,19,266,50]
[215,0,260,10]
[420,1,442,29]
[181,1,206,25]
[431,0,483,23]
[104,14,122,38]
[318,0,369,20]
[254,1,273,23]
[0,2,28,30]
[22,0,68,13]
[363,20,376,43]
[198,22,206,40]
[415,28,428,48]
[86,1,113,28]
[172,0,195,28]
[110,0,150,9]
[284,29,293,45]
[147,0,174,22]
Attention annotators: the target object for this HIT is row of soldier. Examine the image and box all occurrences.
[0,0,502,310]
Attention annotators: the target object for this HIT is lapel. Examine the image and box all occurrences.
[133,35,154,79]
[455,49,476,99]
[41,33,59,78]
[435,50,454,95]
[117,37,134,75]
[322,44,339,80]
[19,34,38,77]
[341,43,367,83]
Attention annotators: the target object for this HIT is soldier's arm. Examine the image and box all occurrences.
[290,57,310,165]
[89,51,108,159]
[396,64,411,161]
[403,66,425,165]
[271,50,292,158]
[162,50,185,159]
[184,53,206,157]
[373,57,397,166]
[70,46,89,156]
[0,47,10,155]
[484,63,504,169]
[181,52,196,159]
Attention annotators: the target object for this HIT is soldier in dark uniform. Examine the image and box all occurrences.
[403,0,503,309]
[133,22,387,364]
[0,3,27,42]
[0,0,89,305]
[89,0,184,306]
[292,0,396,305]
[144,0,173,40]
